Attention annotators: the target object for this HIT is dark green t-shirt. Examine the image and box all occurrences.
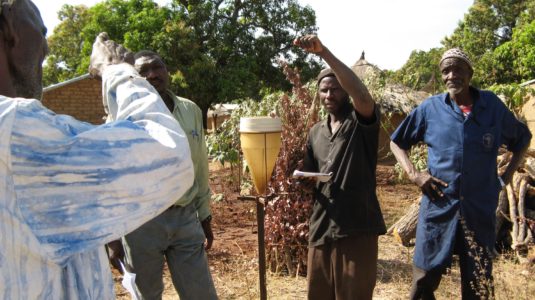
[303,105,386,247]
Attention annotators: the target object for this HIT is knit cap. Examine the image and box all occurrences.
[439,48,473,71]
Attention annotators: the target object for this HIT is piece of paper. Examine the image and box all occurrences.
[120,261,140,300]
[292,170,332,182]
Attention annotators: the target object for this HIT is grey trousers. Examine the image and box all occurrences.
[123,203,217,300]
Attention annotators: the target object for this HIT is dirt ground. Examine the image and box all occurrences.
[114,164,534,299]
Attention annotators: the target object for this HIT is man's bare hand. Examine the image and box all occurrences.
[89,32,134,78]
[293,34,324,54]
[201,217,214,250]
[411,171,448,201]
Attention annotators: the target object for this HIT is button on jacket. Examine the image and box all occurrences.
[391,88,531,271]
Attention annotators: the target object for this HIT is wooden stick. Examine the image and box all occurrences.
[506,184,519,250]
[518,179,528,244]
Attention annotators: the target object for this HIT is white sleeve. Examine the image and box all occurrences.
[10,64,193,265]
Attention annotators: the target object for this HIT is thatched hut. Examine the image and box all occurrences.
[207,103,238,132]
[351,52,430,163]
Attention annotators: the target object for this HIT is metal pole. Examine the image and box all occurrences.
[258,133,268,300]
[237,195,267,300]
[256,197,267,300]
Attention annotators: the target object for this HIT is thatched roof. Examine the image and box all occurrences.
[350,52,429,114]
[207,103,239,118]
[379,83,429,114]
[351,51,381,80]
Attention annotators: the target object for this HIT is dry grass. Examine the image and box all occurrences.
[114,164,534,299]
[203,237,535,300]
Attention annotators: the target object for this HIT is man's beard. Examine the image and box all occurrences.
[10,62,43,100]
[447,86,465,98]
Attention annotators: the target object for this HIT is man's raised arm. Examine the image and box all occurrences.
[293,34,375,118]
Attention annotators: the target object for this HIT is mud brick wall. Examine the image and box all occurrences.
[42,77,105,125]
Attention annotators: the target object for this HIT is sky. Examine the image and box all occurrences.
[32,0,474,71]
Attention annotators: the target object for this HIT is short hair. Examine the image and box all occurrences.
[134,50,162,61]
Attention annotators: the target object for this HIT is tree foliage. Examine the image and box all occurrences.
[43,5,91,85]
[491,20,535,84]
[206,92,282,169]
[444,0,535,86]
[43,0,321,125]
[391,0,535,109]
[391,48,443,93]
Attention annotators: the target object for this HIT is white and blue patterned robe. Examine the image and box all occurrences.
[0,64,194,299]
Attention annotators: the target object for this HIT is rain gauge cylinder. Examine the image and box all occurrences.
[239,117,282,195]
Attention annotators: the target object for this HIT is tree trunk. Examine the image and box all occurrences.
[388,197,421,247]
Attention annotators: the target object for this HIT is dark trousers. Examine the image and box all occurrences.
[410,222,494,300]
[307,234,379,300]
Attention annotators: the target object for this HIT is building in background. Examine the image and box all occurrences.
[206,103,238,132]
[352,53,429,163]
[42,74,105,125]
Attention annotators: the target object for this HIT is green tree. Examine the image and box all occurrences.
[392,0,535,94]
[169,0,320,122]
[43,0,320,126]
[442,0,535,85]
[43,5,91,86]
[391,48,443,92]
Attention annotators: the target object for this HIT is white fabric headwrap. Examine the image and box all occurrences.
[440,48,473,71]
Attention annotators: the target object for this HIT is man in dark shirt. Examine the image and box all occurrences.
[295,34,386,300]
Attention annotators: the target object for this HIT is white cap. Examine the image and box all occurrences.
[240,117,282,133]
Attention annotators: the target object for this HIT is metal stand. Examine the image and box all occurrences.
[238,195,267,300]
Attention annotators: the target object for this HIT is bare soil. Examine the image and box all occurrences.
[114,164,534,299]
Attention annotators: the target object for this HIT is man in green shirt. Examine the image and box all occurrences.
[110,50,217,299]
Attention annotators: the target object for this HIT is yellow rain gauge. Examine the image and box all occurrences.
[240,117,282,194]
[239,116,282,300]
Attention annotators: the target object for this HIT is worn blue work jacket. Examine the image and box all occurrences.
[391,87,531,271]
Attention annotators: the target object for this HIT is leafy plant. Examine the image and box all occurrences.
[487,83,535,114]
[44,0,321,124]
[265,63,317,276]
[206,93,282,167]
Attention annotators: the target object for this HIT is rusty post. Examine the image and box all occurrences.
[238,195,267,300]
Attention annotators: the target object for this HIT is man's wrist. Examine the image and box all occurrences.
[407,170,419,183]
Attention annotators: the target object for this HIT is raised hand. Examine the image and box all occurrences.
[293,34,324,54]
[88,32,134,78]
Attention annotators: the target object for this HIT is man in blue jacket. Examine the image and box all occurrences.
[390,48,531,299]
